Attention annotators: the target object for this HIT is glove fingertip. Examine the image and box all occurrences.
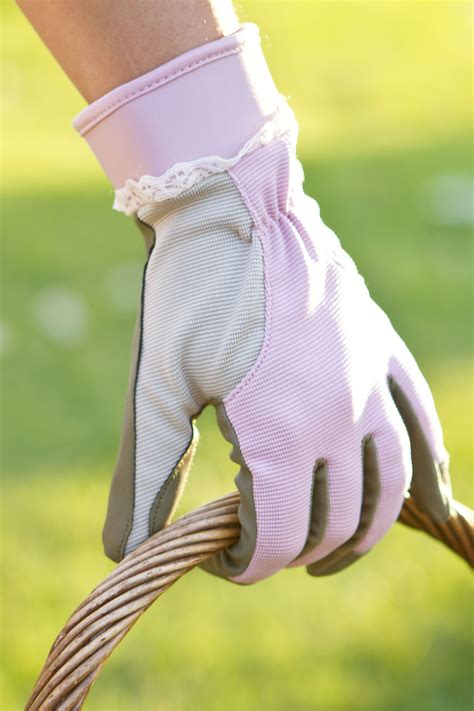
[307,551,366,577]
[149,427,199,535]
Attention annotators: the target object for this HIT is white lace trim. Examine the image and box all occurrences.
[113,100,296,215]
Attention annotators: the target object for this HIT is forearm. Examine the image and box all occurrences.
[16,0,239,102]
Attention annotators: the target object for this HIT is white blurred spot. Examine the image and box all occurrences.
[0,321,12,356]
[33,287,88,347]
[424,174,474,226]
[104,260,143,313]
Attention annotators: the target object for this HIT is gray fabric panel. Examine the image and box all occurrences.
[200,404,258,580]
[149,422,200,533]
[309,551,363,577]
[102,310,142,562]
[298,460,329,559]
[122,172,265,554]
[389,377,451,522]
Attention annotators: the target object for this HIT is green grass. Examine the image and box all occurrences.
[1,1,473,710]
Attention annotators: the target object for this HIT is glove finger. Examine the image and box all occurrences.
[290,448,364,569]
[389,339,451,522]
[202,404,312,584]
[103,237,200,562]
[103,357,199,562]
[305,389,411,576]
[293,459,330,559]
[353,394,412,553]
[305,436,380,576]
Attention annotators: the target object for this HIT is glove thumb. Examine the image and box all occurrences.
[102,310,200,562]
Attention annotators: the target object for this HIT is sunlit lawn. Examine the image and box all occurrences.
[1,2,472,710]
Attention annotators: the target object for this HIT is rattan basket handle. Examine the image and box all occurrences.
[26,494,473,711]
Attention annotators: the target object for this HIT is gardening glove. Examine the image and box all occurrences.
[74,24,452,584]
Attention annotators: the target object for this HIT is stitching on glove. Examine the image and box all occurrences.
[223,228,272,407]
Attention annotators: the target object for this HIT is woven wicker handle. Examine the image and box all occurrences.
[26,494,473,711]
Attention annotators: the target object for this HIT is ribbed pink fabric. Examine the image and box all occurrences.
[73,24,280,188]
[226,137,446,583]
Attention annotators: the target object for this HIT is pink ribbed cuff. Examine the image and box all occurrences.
[73,23,280,189]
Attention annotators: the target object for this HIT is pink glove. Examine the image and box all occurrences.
[74,24,451,584]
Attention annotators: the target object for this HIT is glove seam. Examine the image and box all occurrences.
[114,102,295,215]
[223,227,272,409]
[228,135,296,232]
[225,141,296,407]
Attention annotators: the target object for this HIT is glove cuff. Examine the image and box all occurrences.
[73,23,281,191]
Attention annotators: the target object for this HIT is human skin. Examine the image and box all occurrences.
[16,0,239,102]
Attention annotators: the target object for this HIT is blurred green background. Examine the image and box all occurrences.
[1,1,473,709]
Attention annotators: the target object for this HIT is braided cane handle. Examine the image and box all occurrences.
[26,494,473,711]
